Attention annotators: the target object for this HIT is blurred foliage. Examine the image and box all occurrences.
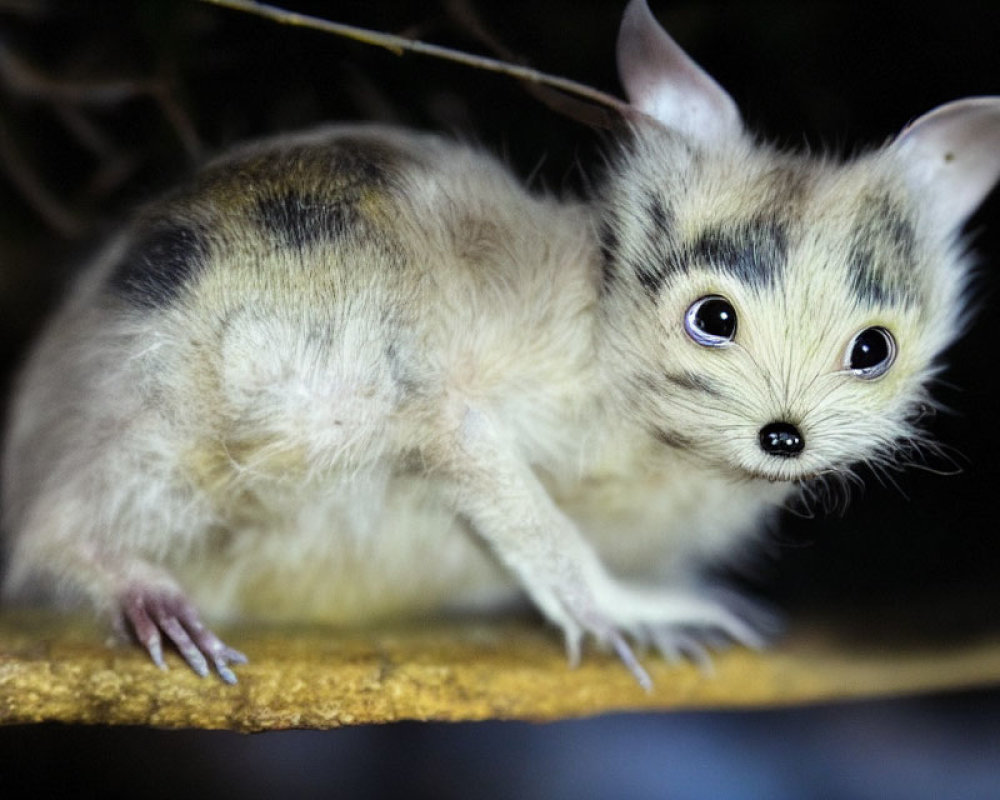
[0,0,998,610]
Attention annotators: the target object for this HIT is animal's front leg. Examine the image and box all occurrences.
[441,410,771,688]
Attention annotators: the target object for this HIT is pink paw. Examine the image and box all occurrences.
[120,588,248,684]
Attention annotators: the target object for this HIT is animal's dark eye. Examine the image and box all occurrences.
[684,295,737,347]
[846,326,896,379]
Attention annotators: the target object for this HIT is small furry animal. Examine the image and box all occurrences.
[2,0,999,686]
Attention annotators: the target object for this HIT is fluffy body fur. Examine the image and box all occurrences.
[3,0,999,685]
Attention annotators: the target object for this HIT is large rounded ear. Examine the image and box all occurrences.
[890,97,1000,236]
[616,0,742,143]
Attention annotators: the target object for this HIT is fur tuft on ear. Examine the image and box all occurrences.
[891,97,1000,236]
[616,0,742,143]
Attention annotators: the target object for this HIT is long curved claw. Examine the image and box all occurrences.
[550,579,781,688]
[607,629,653,692]
[122,588,248,683]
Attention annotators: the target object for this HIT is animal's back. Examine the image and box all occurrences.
[1,124,604,623]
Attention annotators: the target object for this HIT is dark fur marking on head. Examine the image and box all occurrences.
[647,193,670,232]
[762,167,811,219]
[651,427,694,451]
[634,259,667,296]
[598,218,621,295]
[687,218,787,288]
[110,221,210,308]
[847,194,918,307]
[662,371,726,399]
[632,192,676,296]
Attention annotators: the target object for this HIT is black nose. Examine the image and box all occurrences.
[759,421,804,457]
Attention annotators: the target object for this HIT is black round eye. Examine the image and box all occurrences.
[846,326,896,378]
[684,295,737,347]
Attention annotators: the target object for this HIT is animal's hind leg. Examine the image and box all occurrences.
[117,583,247,684]
[4,534,247,683]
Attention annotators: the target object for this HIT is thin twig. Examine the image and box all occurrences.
[150,80,204,160]
[50,103,116,158]
[84,152,141,200]
[0,40,203,158]
[0,40,157,104]
[0,114,86,237]
[442,0,623,129]
[197,0,633,119]
[444,0,521,64]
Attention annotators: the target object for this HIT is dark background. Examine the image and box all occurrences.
[1,1,998,797]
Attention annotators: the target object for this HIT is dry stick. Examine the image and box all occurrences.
[197,0,634,122]
[0,41,156,104]
[150,81,204,160]
[0,116,85,237]
[444,0,522,65]
[0,40,202,159]
[440,0,623,129]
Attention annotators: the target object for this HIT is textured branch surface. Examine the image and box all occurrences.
[2,610,998,731]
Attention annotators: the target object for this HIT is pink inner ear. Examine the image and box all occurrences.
[892,97,1000,235]
[616,0,741,142]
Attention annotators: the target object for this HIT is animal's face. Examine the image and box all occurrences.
[599,0,999,484]
[601,137,964,483]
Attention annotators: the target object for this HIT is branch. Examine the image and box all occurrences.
[197,0,634,123]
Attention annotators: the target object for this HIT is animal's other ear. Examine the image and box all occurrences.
[890,97,1000,236]
[616,0,742,143]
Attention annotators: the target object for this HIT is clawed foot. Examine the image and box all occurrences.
[544,581,780,691]
[119,588,248,684]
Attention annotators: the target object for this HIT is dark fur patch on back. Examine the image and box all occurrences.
[327,136,407,182]
[110,221,210,308]
[248,138,408,250]
[108,134,418,305]
[256,192,360,249]
[239,136,405,190]
[186,134,419,256]
[847,194,918,307]
[687,218,787,288]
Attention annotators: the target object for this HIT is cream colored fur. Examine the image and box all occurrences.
[3,1,998,685]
